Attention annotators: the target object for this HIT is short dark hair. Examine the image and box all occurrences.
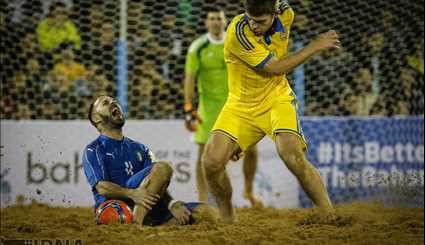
[205,6,224,14]
[88,100,96,128]
[244,0,276,17]
[49,1,67,13]
[202,6,224,19]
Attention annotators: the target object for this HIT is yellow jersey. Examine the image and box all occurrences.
[224,7,295,104]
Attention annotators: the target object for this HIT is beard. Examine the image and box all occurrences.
[100,112,125,130]
[110,116,125,129]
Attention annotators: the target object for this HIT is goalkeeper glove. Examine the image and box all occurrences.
[276,0,290,14]
[184,102,203,132]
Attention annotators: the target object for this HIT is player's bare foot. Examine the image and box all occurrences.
[243,191,264,208]
[218,202,236,224]
[220,214,236,224]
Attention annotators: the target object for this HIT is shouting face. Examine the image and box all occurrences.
[91,96,125,130]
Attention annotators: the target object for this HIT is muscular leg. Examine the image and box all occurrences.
[242,146,263,208]
[196,144,208,202]
[202,132,240,223]
[133,162,173,225]
[275,133,335,217]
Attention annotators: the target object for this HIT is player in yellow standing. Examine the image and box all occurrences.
[202,0,341,223]
[184,7,262,207]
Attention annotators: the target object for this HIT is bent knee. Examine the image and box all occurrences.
[152,161,173,179]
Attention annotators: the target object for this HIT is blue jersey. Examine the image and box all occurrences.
[82,134,156,209]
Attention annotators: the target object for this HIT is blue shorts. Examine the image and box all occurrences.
[124,167,200,226]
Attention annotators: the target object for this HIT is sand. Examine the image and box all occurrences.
[1,201,423,245]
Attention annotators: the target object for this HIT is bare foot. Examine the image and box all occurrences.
[243,192,264,208]
[218,206,236,224]
[220,214,236,224]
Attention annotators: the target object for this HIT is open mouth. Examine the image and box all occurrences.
[111,107,120,117]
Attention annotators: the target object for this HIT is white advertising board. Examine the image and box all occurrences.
[0,120,299,208]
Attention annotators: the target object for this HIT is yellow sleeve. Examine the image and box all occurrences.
[227,19,272,69]
[65,21,81,50]
[36,19,54,52]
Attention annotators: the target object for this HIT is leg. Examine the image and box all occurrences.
[242,146,263,207]
[275,133,335,217]
[196,144,208,202]
[133,162,173,225]
[202,132,241,223]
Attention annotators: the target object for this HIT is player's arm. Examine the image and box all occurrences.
[96,181,159,210]
[183,40,203,131]
[184,72,196,106]
[262,30,341,75]
[162,191,192,225]
[82,146,158,210]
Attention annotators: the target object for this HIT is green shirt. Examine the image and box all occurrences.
[185,33,228,101]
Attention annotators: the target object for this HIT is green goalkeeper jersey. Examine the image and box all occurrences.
[185,33,228,101]
[185,33,228,144]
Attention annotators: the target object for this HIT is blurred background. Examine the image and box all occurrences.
[1,0,423,119]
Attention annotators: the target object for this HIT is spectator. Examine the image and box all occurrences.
[394,66,424,115]
[128,60,169,119]
[36,1,81,53]
[85,65,114,98]
[349,68,378,116]
[50,47,87,91]
[87,20,117,84]
[357,31,389,95]
[406,38,424,76]
[304,48,355,115]
[154,14,182,80]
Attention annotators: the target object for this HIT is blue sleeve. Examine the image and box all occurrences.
[141,145,156,168]
[82,146,107,189]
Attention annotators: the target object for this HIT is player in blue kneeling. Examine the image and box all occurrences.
[82,95,217,226]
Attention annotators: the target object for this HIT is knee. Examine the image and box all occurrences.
[152,161,173,180]
[202,147,226,174]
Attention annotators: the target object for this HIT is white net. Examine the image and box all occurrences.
[1,0,423,120]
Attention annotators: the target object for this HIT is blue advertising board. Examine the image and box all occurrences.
[299,116,424,207]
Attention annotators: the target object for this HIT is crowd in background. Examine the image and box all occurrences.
[1,0,424,120]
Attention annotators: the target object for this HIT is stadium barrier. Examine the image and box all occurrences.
[1,117,423,208]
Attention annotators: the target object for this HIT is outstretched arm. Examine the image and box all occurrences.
[263,30,341,75]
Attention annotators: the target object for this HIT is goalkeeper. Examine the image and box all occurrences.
[183,7,262,207]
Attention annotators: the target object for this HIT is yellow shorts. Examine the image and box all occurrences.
[212,93,307,152]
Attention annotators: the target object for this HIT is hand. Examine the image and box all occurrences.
[129,186,160,210]
[230,149,244,162]
[275,0,290,14]
[309,30,341,52]
[169,201,191,225]
[231,151,244,161]
[184,103,203,132]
